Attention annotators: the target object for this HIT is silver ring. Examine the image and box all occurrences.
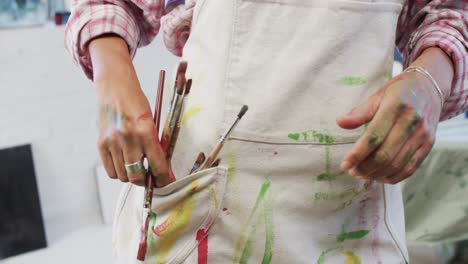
[125,160,145,174]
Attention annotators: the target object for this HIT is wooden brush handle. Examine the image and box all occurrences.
[201,144,223,170]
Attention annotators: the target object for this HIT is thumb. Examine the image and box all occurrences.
[337,96,380,129]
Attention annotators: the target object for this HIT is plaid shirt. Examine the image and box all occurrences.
[65,0,468,120]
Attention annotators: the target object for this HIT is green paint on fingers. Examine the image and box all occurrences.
[341,76,368,86]
[336,230,370,242]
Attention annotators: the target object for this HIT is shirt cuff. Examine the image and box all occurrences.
[65,4,140,80]
[404,26,468,120]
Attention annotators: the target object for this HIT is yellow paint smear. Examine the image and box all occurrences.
[342,250,362,264]
[154,182,198,263]
[182,106,204,125]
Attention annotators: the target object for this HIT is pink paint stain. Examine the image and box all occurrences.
[273,151,278,156]
[196,229,208,264]
[223,207,231,215]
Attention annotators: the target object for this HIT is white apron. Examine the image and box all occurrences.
[112,0,410,263]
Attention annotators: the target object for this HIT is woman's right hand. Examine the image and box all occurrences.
[89,35,171,187]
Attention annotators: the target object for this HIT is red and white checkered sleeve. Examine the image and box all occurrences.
[396,0,468,120]
[64,0,164,80]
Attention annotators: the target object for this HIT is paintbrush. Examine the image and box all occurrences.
[200,105,249,170]
[210,158,221,168]
[137,70,166,261]
[190,152,206,174]
[167,79,192,161]
[161,62,188,152]
[154,70,165,132]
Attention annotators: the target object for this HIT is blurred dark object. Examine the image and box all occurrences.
[53,11,70,25]
[0,144,47,260]
[394,48,403,63]
[451,241,468,264]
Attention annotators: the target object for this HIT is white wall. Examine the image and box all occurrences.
[0,26,177,244]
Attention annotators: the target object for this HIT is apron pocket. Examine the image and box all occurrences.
[221,0,402,145]
[113,167,228,264]
[144,166,228,264]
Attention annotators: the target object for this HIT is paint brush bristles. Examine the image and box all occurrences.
[166,79,192,160]
[161,61,188,152]
[210,158,221,168]
[200,105,249,170]
[190,152,206,174]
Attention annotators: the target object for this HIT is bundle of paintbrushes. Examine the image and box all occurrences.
[136,62,248,261]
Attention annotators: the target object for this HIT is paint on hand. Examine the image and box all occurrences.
[288,130,336,144]
[196,229,208,264]
[182,106,204,125]
[336,230,370,242]
[152,182,198,263]
[341,76,368,86]
[342,250,362,264]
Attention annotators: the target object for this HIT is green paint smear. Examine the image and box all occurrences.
[316,248,338,264]
[147,211,158,251]
[334,187,366,211]
[288,133,300,141]
[288,130,336,144]
[341,76,368,86]
[262,191,274,264]
[336,230,370,242]
[314,186,358,202]
[238,180,271,264]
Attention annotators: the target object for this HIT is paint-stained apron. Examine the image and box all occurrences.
[112,0,410,263]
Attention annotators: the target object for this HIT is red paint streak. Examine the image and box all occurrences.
[222,208,227,211]
[136,216,150,261]
[196,229,208,264]
[161,132,171,152]
[222,207,231,215]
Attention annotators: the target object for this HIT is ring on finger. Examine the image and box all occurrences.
[125,159,145,174]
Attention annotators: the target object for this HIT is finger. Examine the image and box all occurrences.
[336,97,379,130]
[121,136,145,186]
[98,138,117,179]
[350,108,422,178]
[341,97,403,171]
[140,125,172,187]
[337,76,404,130]
[108,134,128,182]
[373,122,427,179]
[379,140,433,185]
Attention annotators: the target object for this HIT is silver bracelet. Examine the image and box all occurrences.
[403,66,445,109]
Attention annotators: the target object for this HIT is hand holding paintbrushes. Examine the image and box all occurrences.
[137,61,248,261]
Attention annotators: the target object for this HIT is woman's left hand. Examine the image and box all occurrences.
[336,69,443,184]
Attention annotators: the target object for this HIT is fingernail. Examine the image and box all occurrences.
[341,161,352,170]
